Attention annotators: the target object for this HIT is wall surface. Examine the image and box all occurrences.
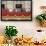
[0,0,46,42]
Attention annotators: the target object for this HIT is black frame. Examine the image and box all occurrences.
[1,0,32,21]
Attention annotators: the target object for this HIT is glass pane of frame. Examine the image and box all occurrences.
[1,0,32,21]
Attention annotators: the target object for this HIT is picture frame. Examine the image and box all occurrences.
[1,0,32,21]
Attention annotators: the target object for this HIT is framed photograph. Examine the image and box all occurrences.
[1,0,32,21]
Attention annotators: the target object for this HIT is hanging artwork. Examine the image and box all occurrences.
[1,0,32,21]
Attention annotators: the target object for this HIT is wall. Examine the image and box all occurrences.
[0,0,46,42]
